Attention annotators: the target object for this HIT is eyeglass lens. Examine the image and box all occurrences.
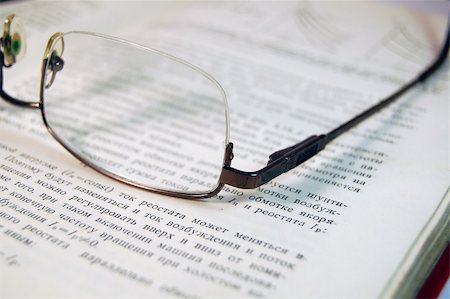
[42,33,229,196]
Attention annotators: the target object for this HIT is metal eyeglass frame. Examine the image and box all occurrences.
[0,14,449,199]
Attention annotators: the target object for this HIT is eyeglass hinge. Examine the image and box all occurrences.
[267,135,328,166]
[223,142,234,167]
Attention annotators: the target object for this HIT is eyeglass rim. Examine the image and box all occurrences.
[39,31,231,199]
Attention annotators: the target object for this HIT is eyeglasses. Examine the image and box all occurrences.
[1,14,449,199]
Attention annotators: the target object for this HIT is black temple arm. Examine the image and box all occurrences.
[220,20,449,190]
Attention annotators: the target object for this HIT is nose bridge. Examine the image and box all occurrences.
[0,14,40,109]
[0,55,40,109]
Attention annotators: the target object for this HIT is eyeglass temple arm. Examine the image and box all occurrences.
[221,22,449,189]
[328,21,449,141]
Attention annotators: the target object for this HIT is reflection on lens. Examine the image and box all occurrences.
[42,32,229,196]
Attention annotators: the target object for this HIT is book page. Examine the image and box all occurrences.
[0,2,448,298]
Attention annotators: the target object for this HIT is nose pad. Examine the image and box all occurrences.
[1,14,27,67]
[43,32,65,89]
[45,52,64,89]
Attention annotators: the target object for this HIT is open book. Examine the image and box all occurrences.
[0,1,448,298]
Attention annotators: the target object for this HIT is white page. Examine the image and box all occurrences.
[0,2,448,298]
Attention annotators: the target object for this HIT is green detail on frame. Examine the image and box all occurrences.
[2,14,26,66]
[12,33,21,54]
